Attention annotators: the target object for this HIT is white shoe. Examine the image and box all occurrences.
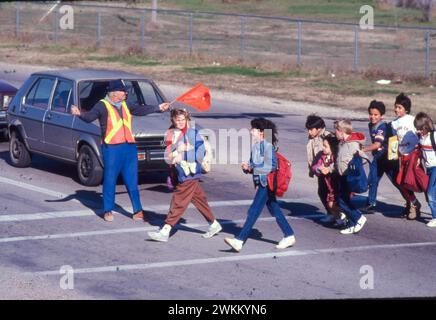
[202,222,222,238]
[354,215,367,233]
[276,235,296,249]
[340,225,356,235]
[148,230,169,242]
[427,219,436,228]
[224,237,243,252]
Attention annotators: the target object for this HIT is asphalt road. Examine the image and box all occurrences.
[0,63,436,300]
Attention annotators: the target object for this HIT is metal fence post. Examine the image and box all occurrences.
[297,21,302,66]
[240,16,246,61]
[54,8,59,43]
[353,25,360,71]
[96,12,101,48]
[141,9,146,53]
[189,13,193,56]
[15,2,20,38]
[425,30,431,78]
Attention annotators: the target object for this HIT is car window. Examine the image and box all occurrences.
[51,79,73,113]
[138,81,163,106]
[124,80,144,106]
[25,77,55,109]
[78,81,108,111]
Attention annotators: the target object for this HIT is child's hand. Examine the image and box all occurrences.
[320,167,330,175]
[241,162,250,171]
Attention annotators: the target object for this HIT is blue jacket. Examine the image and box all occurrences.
[170,128,206,184]
[249,140,277,187]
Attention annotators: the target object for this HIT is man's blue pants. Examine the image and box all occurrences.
[102,143,143,213]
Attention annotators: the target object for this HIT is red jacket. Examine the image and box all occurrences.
[396,149,428,193]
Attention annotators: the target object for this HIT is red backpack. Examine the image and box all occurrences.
[267,152,292,197]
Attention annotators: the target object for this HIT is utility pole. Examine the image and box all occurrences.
[152,0,157,23]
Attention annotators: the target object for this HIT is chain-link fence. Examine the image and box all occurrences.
[0,1,435,77]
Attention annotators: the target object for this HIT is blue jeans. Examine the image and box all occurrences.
[367,157,399,206]
[102,143,142,213]
[338,175,362,226]
[426,167,436,219]
[237,185,294,242]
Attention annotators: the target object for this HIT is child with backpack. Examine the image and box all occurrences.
[310,135,346,227]
[224,118,295,252]
[334,119,368,235]
[362,100,412,212]
[147,108,222,242]
[305,114,334,214]
[414,112,436,228]
[391,93,421,219]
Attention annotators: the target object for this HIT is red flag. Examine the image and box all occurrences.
[175,83,211,111]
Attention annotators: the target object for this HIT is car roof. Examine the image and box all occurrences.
[0,80,18,94]
[31,69,151,82]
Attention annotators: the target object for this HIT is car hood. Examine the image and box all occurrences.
[131,112,170,137]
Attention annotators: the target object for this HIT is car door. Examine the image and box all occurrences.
[20,76,55,152]
[43,78,75,160]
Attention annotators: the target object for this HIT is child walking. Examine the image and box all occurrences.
[414,112,436,228]
[224,118,295,252]
[305,114,334,214]
[362,100,411,212]
[147,108,222,242]
[310,135,346,227]
[392,93,421,219]
[334,119,368,235]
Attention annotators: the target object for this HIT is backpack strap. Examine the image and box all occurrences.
[430,131,436,154]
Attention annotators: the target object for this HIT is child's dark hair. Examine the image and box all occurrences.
[305,114,325,130]
[322,135,339,158]
[395,92,411,114]
[368,100,386,115]
[414,112,434,132]
[169,108,191,129]
[251,117,278,146]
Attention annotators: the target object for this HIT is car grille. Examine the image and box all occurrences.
[135,136,166,161]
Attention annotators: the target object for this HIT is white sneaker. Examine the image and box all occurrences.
[148,230,169,242]
[276,235,296,249]
[427,219,436,228]
[340,225,356,235]
[353,215,367,233]
[202,222,222,238]
[224,237,243,252]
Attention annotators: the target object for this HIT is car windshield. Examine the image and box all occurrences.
[78,80,164,111]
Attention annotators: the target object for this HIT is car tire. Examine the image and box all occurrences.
[9,131,31,167]
[77,144,103,186]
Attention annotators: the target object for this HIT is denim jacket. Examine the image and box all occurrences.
[165,127,205,184]
[249,140,277,187]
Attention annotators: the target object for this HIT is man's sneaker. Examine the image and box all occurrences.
[276,235,296,249]
[224,237,243,252]
[103,211,114,222]
[353,215,367,233]
[363,204,376,213]
[427,219,436,228]
[132,210,145,221]
[202,222,222,238]
[148,230,169,242]
[407,201,421,220]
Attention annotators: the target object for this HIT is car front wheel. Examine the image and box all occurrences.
[9,131,31,167]
[77,144,103,186]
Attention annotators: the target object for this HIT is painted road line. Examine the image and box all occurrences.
[34,241,436,276]
[0,214,325,243]
[0,197,318,222]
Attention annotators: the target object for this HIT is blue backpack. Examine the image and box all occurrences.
[346,153,368,193]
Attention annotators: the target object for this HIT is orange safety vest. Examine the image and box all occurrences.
[101,99,135,144]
